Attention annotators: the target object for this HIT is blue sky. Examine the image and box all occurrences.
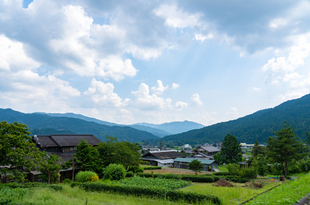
[0,0,310,125]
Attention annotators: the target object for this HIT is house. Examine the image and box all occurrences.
[173,158,219,171]
[141,150,184,167]
[30,134,101,182]
[192,145,220,159]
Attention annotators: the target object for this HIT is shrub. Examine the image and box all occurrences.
[126,172,134,178]
[62,178,72,184]
[102,164,126,180]
[181,175,214,183]
[213,172,231,176]
[70,182,81,188]
[143,166,162,170]
[49,185,63,191]
[80,183,221,204]
[227,164,257,179]
[127,166,144,173]
[76,171,99,183]
[164,174,181,180]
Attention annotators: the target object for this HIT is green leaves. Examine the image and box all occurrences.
[188,159,203,173]
[0,121,44,182]
[220,134,242,164]
[267,122,308,177]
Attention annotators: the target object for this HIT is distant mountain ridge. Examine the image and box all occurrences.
[133,120,205,135]
[40,112,203,137]
[157,93,310,145]
[0,109,157,142]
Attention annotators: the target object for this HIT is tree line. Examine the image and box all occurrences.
[0,121,141,183]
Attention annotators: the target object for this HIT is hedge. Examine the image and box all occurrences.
[143,166,162,170]
[126,172,134,178]
[213,172,231,176]
[0,182,62,191]
[80,183,221,204]
[137,173,215,183]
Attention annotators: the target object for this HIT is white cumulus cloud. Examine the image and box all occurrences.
[191,93,203,106]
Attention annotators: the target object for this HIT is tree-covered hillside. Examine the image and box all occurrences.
[0,109,157,142]
[156,94,310,145]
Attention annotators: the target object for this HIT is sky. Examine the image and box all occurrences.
[1,0,310,126]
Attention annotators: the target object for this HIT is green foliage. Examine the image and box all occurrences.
[248,173,310,205]
[252,154,268,176]
[127,166,144,173]
[213,172,231,176]
[140,160,150,165]
[80,182,221,204]
[0,187,29,204]
[126,172,134,178]
[62,178,72,184]
[267,122,308,177]
[114,176,191,190]
[48,185,63,191]
[0,121,44,182]
[76,171,99,183]
[102,164,126,181]
[70,182,81,188]
[143,166,162,170]
[251,139,266,158]
[74,140,101,173]
[39,154,62,184]
[220,134,242,164]
[188,159,203,173]
[227,164,257,179]
[137,173,215,183]
[97,136,141,168]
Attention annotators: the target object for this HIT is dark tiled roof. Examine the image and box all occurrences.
[35,134,100,148]
[51,134,100,147]
[142,151,184,160]
[49,152,74,163]
[36,135,58,148]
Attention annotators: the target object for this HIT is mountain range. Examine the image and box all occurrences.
[0,109,204,141]
[156,93,310,145]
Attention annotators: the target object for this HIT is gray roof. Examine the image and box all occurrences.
[142,151,184,160]
[174,157,216,165]
[35,134,100,148]
[197,146,220,152]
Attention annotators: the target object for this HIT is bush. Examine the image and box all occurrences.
[103,164,126,181]
[80,183,221,204]
[181,175,214,183]
[126,172,134,178]
[143,166,162,170]
[62,178,72,184]
[76,171,99,183]
[127,166,144,173]
[70,182,81,188]
[49,185,63,191]
[164,174,181,180]
[213,172,231,176]
[227,164,257,179]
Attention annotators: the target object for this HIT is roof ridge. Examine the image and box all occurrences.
[50,135,61,147]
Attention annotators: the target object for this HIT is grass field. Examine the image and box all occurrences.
[181,179,281,205]
[14,184,192,205]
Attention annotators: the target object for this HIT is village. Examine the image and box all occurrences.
[1,121,310,205]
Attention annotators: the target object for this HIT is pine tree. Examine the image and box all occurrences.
[220,134,242,164]
[267,122,307,177]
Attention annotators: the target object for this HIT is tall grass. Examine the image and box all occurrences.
[248,173,310,204]
[181,180,280,205]
[17,184,199,205]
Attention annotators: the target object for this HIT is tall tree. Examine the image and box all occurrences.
[252,139,266,158]
[40,154,62,184]
[0,121,43,182]
[97,136,140,168]
[267,122,307,178]
[74,140,101,173]
[220,134,242,164]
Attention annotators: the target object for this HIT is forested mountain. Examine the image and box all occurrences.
[0,109,158,142]
[128,125,171,138]
[133,120,205,134]
[156,94,310,145]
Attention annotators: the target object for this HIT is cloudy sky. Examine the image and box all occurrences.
[1,0,310,125]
